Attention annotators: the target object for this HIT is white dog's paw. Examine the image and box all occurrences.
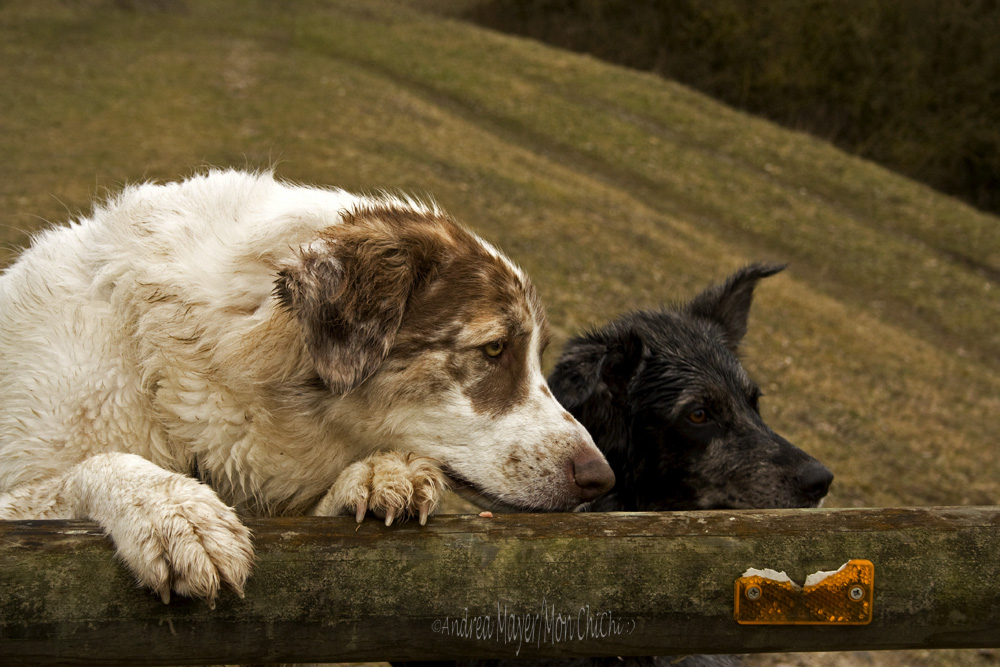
[107,477,254,608]
[313,451,449,526]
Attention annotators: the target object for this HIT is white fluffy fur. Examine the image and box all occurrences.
[0,170,610,606]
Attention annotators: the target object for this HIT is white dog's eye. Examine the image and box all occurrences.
[482,340,505,359]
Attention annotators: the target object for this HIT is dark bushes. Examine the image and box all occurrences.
[468,0,1000,215]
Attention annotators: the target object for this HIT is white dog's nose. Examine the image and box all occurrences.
[571,452,615,501]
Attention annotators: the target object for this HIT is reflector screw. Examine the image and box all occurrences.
[849,586,864,601]
[746,585,761,601]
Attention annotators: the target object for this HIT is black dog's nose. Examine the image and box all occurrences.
[572,454,616,501]
[797,461,834,502]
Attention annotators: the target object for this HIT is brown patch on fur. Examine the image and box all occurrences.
[275,204,451,393]
[530,292,552,362]
[377,352,454,402]
[464,331,532,417]
[276,200,544,417]
[366,216,543,418]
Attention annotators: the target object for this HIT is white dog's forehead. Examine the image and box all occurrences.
[385,225,550,418]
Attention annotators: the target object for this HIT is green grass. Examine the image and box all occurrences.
[1,2,998,663]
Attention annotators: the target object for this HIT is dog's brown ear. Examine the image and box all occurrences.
[686,263,786,352]
[275,216,441,394]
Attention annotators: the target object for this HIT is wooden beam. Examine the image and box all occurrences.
[2,507,999,665]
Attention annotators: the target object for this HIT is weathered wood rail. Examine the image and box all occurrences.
[2,506,999,665]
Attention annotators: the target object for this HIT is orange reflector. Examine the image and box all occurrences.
[734,559,874,625]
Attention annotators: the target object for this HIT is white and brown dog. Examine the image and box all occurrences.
[0,170,614,606]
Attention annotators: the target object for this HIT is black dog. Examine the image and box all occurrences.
[551,263,832,513]
[400,264,831,667]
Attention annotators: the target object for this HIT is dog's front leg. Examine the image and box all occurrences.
[0,452,253,607]
[312,451,449,526]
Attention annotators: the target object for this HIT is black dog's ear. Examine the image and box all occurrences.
[275,211,440,394]
[547,339,606,411]
[686,263,785,352]
[598,328,645,399]
[549,328,645,412]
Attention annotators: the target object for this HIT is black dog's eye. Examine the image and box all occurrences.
[482,340,505,359]
[688,409,710,424]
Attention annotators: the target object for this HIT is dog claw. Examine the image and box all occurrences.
[159,587,171,605]
[419,501,429,526]
[325,452,448,529]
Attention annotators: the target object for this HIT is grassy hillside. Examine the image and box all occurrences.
[1,2,997,664]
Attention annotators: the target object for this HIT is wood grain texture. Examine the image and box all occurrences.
[2,507,999,665]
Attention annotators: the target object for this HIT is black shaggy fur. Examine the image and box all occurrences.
[397,264,831,667]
